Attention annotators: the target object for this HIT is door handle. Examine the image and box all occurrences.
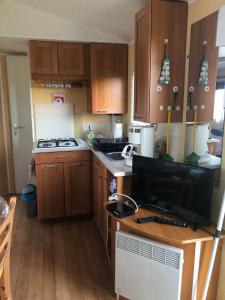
[12,123,24,130]
[57,156,68,160]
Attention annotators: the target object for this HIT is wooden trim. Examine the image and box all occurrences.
[192,241,201,300]
[0,55,15,193]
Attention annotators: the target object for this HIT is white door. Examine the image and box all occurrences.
[6,55,33,193]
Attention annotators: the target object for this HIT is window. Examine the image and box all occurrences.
[213,88,225,123]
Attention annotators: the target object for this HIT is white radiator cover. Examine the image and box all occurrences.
[115,231,184,300]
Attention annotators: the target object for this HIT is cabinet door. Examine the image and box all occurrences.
[91,44,128,114]
[58,42,85,76]
[134,3,151,122]
[36,163,64,219]
[149,0,188,123]
[64,160,91,216]
[29,41,58,75]
[93,158,99,225]
[187,12,218,122]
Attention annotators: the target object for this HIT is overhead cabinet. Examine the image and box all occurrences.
[134,0,188,123]
[90,44,128,114]
[29,41,90,80]
[186,12,219,123]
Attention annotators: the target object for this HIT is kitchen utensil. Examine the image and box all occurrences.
[185,109,200,165]
[161,109,174,161]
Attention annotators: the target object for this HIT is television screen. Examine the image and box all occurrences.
[132,156,215,226]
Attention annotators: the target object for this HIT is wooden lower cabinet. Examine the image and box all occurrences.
[64,160,91,216]
[35,151,91,219]
[92,155,108,243]
[36,163,65,219]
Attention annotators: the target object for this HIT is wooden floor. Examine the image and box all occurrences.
[11,202,116,300]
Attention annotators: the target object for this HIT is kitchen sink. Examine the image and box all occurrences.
[105,152,124,161]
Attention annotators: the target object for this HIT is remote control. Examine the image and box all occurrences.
[136,216,188,228]
[136,216,158,224]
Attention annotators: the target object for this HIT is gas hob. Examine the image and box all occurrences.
[37,138,78,148]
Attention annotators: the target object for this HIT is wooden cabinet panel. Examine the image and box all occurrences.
[36,163,65,219]
[134,3,151,122]
[58,43,85,76]
[29,41,58,75]
[187,12,218,122]
[91,44,128,114]
[92,155,108,242]
[150,0,188,123]
[64,160,91,216]
[134,0,188,123]
[35,150,90,164]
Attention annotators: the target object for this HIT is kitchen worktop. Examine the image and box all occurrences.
[33,139,220,176]
[33,139,132,177]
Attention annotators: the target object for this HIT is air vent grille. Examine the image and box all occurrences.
[116,232,182,270]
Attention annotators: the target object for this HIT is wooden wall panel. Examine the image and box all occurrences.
[187,12,218,122]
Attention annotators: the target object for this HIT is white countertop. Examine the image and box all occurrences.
[33,139,221,176]
[32,139,132,177]
[91,149,132,177]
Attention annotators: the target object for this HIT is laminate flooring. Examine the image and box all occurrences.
[11,201,115,300]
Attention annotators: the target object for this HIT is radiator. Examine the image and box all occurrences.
[115,231,184,300]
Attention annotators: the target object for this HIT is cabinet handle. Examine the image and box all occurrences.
[57,156,67,159]
[97,110,107,113]
[72,162,83,166]
[45,164,57,168]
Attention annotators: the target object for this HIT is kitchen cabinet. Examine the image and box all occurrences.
[92,155,108,243]
[64,160,91,216]
[35,151,91,219]
[134,0,188,123]
[29,41,58,75]
[186,12,218,123]
[58,43,85,76]
[36,163,65,219]
[90,43,128,114]
[29,41,90,80]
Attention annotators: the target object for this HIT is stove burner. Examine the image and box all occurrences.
[37,138,78,148]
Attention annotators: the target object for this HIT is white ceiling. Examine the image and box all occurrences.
[12,0,147,42]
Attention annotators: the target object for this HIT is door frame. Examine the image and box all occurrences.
[0,55,16,193]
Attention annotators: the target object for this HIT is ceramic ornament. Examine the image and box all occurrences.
[198,41,209,86]
[159,39,171,85]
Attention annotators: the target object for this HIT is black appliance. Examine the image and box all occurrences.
[132,156,215,227]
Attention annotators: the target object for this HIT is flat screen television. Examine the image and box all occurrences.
[132,156,215,227]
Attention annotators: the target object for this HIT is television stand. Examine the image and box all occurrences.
[108,207,225,300]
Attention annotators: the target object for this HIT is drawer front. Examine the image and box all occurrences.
[35,150,90,164]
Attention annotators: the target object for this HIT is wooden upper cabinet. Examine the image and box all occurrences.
[90,43,128,114]
[29,41,58,75]
[134,3,151,122]
[64,160,91,216]
[29,41,90,80]
[134,0,188,123]
[58,42,85,76]
[187,12,219,123]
